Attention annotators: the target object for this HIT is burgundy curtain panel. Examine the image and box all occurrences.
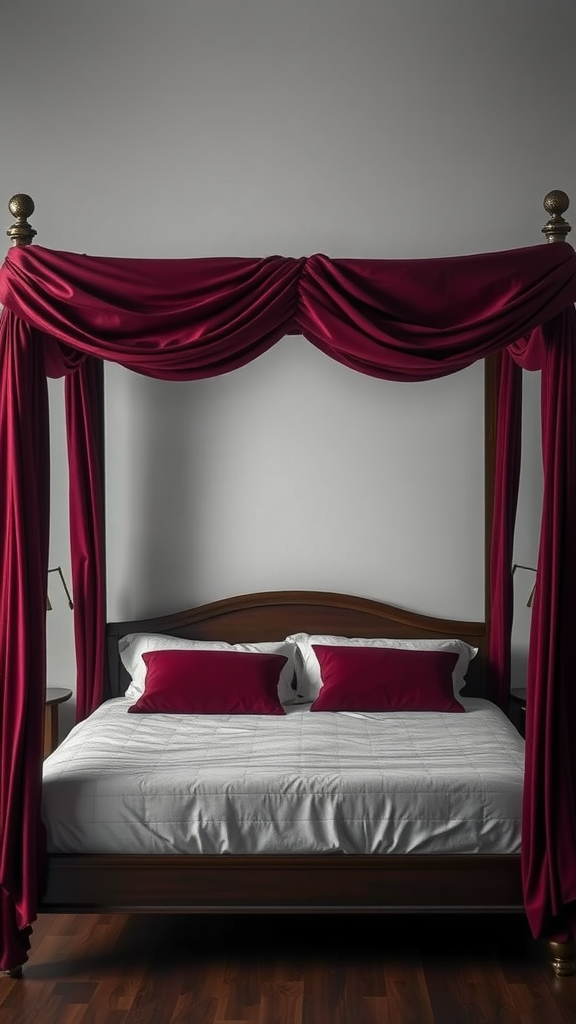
[65,357,107,721]
[0,310,50,972]
[513,311,576,942]
[488,349,523,709]
[1,240,576,970]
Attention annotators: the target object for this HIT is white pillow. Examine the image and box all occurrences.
[285,632,478,702]
[119,633,297,704]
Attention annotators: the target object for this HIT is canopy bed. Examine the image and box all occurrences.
[1,191,575,979]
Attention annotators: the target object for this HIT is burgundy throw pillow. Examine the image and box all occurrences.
[128,650,287,715]
[309,645,464,712]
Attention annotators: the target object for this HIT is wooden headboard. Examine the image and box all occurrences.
[105,590,487,699]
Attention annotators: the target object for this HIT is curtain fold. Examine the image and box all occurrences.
[2,243,575,379]
[514,309,576,942]
[0,310,50,971]
[0,248,304,378]
[1,240,576,969]
[297,246,576,379]
[488,350,523,709]
[65,357,106,721]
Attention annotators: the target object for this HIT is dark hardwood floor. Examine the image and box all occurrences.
[2,912,576,1023]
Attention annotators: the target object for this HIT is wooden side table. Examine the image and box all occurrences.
[509,687,527,739]
[45,687,73,758]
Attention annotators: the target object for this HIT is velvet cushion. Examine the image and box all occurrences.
[309,645,464,712]
[119,633,296,703]
[128,649,288,715]
[286,632,477,701]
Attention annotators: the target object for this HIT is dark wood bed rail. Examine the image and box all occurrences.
[42,854,523,916]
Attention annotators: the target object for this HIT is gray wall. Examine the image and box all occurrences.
[1,1,574,735]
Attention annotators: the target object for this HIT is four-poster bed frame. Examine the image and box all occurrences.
[1,190,575,979]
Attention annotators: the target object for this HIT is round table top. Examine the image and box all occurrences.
[45,686,73,706]
[510,687,527,702]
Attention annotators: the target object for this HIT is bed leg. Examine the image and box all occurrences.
[1,965,23,978]
[548,940,576,977]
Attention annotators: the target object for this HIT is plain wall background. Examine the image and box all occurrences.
[1,0,574,736]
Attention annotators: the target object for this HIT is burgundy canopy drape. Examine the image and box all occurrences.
[0,309,49,971]
[511,310,576,941]
[1,240,576,971]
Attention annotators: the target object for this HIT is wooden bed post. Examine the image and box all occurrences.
[539,190,574,978]
[6,193,36,246]
[541,189,575,977]
[484,190,575,977]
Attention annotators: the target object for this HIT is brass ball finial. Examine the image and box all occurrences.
[9,193,35,220]
[7,193,37,246]
[542,190,571,244]
[543,190,569,217]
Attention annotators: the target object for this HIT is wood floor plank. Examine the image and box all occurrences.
[358,997,392,1024]
[341,959,388,1024]
[508,977,576,1024]
[218,962,262,1021]
[424,953,524,1022]
[54,1006,90,1024]
[385,975,435,1024]
[300,963,342,1024]
[119,971,181,1024]
[256,980,303,1024]
[0,990,64,1024]
[0,977,55,1014]
[81,969,147,1018]
[175,955,230,1023]
[52,980,100,1003]
[544,979,576,1024]
[1,912,575,1024]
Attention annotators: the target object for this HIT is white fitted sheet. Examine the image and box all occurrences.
[42,696,524,856]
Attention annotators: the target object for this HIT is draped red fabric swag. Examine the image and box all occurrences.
[1,241,576,970]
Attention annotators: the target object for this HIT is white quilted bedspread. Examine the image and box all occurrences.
[42,696,524,856]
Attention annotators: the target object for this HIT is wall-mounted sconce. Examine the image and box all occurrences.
[47,566,74,611]
[512,563,537,608]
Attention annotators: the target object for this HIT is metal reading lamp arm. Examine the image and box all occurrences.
[512,563,537,608]
[47,566,74,610]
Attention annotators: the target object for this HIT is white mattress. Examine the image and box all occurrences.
[42,696,524,856]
